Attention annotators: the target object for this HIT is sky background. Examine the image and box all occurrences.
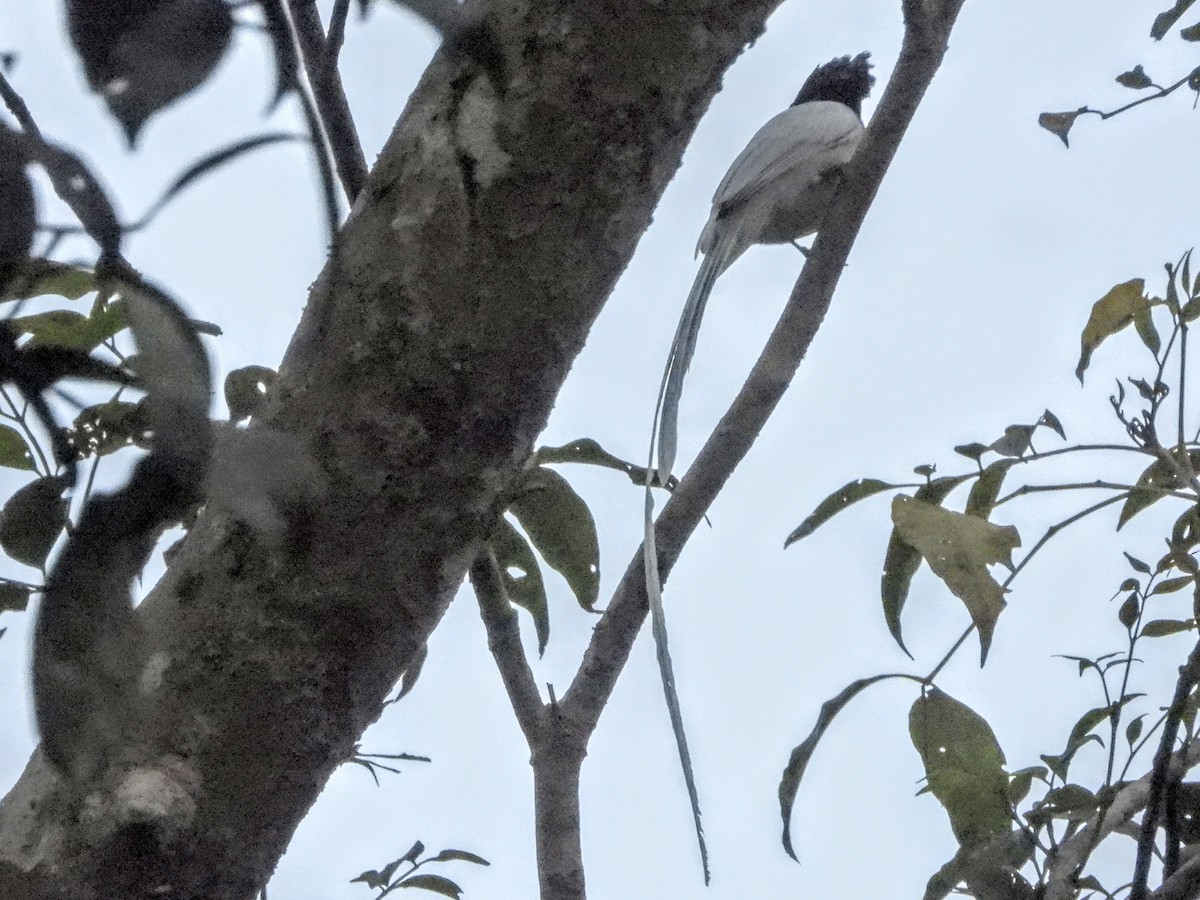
[3,1,1200,898]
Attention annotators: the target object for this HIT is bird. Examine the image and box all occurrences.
[651,51,875,481]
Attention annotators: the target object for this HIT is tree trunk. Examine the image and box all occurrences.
[533,722,588,900]
[0,2,782,897]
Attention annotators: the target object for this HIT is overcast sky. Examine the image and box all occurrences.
[3,1,1200,898]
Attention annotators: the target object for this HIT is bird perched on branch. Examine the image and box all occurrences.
[651,51,875,480]
[639,53,876,884]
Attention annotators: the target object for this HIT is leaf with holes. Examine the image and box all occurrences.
[488,516,549,654]
[534,436,670,488]
[1119,450,1200,529]
[0,424,33,471]
[224,365,276,421]
[68,400,148,458]
[881,475,973,656]
[892,496,1020,663]
[910,689,1010,848]
[508,467,599,611]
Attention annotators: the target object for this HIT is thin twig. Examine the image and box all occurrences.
[0,68,41,137]
[469,547,543,741]
[286,0,368,202]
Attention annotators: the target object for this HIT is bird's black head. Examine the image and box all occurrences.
[793,52,874,116]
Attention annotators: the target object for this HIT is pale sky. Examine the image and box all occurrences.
[2,1,1200,898]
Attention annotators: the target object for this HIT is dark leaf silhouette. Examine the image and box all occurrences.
[67,0,234,146]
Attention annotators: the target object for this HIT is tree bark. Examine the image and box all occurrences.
[0,1,783,897]
[532,723,588,900]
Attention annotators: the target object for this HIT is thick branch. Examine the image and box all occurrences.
[564,0,969,730]
[1044,740,1200,900]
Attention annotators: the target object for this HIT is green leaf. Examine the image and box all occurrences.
[0,582,31,613]
[378,858,405,885]
[68,400,148,458]
[488,517,550,653]
[1119,450,1200,529]
[1067,706,1112,753]
[785,477,898,546]
[1007,770,1035,805]
[400,841,425,865]
[1118,593,1139,630]
[1038,110,1081,147]
[0,475,69,568]
[398,874,463,897]
[882,532,921,658]
[989,426,1034,459]
[881,475,973,655]
[1152,575,1194,595]
[508,467,600,611]
[965,460,1016,520]
[1116,65,1153,89]
[430,849,490,866]
[0,424,34,471]
[892,496,1021,664]
[224,365,277,421]
[923,830,1036,900]
[1141,618,1195,637]
[1127,715,1145,747]
[9,310,90,349]
[954,442,990,462]
[1076,279,1148,382]
[0,260,95,302]
[780,674,900,860]
[1039,409,1066,440]
[1026,784,1097,825]
[350,868,388,889]
[910,689,1010,847]
[534,437,666,488]
[1133,303,1161,356]
[1125,551,1152,574]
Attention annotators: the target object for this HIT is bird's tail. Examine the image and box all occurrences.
[651,226,741,481]
[636,226,741,888]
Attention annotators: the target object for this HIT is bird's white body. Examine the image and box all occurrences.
[653,98,865,478]
[642,56,873,881]
[697,99,865,274]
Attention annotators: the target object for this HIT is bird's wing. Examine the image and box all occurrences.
[710,100,864,221]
